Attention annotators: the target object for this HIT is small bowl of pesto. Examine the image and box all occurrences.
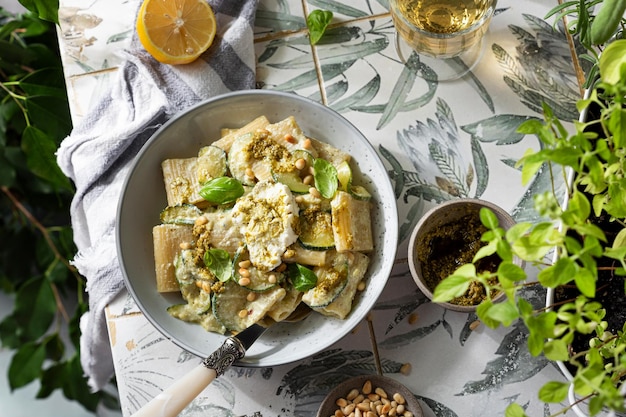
[407,198,520,312]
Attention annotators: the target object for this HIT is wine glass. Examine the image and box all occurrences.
[389,0,496,81]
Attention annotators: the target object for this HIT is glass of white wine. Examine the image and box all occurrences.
[389,0,496,81]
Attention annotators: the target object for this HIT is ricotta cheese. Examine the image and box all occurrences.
[231,181,299,271]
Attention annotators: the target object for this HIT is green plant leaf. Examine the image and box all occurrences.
[22,126,72,191]
[479,207,498,229]
[574,268,596,298]
[288,263,317,291]
[203,249,232,282]
[313,158,338,198]
[18,0,60,23]
[14,277,56,340]
[199,176,244,204]
[306,9,333,45]
[8,341,46,390]
[544,338,569,361]
[475,299,501,328]
[538,381,569,403]
[37,361,64,399]
[61,354,100,411]
[538,257,576,288]
[504,402,528,417]
[599,39,626,84]
[481,299,518,326]
[432,273,472,302]
[497,261,526,286]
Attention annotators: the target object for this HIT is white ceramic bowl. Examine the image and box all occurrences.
[116,90,398,367]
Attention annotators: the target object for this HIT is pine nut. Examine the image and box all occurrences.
[392,393,405,405]
[268,274,277,284]
[336,398,348,408]
[179,241,192,250]
[246,292,256,302]
[284,134,296,143]
[295,158,307,170]
[357,281,366,291]
[357,403,370,412]
[469,320,481,330]
[195,216,208,226]
[245,167,255,179]
[309,187,322,199]
[346,389,359,401]
[362,380,372,394]
[238,277,251,286]
[330,380,414,417]
[238,309,248,318]
[238,260,252,268]
[400,363,411,375]
[303,174,314,185]
[303,138,312,149]
[239,268,251,277]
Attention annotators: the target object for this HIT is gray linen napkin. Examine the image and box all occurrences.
[56,0,259,391]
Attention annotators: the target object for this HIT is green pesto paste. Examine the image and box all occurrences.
[417,212,501,306]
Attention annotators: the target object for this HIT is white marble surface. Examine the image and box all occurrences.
[56,0,585,415]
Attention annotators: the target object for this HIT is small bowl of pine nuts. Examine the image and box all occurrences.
[316,374,423,417]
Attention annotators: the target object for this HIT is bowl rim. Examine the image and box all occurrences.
[407,198,516,313]
[115,89,399,366]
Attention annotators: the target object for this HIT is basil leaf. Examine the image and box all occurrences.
[203,249,232,282]
[199,176,244,204]
[288,263,318,291]
[307,9,333,45]
[313,158,338,199]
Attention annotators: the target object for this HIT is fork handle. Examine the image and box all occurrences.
[130,337,246,417]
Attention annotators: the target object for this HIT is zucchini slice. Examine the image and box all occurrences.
[197,145,228,183]
[349,184,372,201]
[160,204,203,225]
[298,210,335,251]
[302,252,350,308]
[273,171,310,194]
[213,280,286,331]
[173,250,213,314]
[233,246,285,292]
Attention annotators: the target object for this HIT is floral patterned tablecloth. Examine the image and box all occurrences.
[57,0,585,415]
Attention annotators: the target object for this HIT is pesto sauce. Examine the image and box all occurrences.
[416,212,500,306]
